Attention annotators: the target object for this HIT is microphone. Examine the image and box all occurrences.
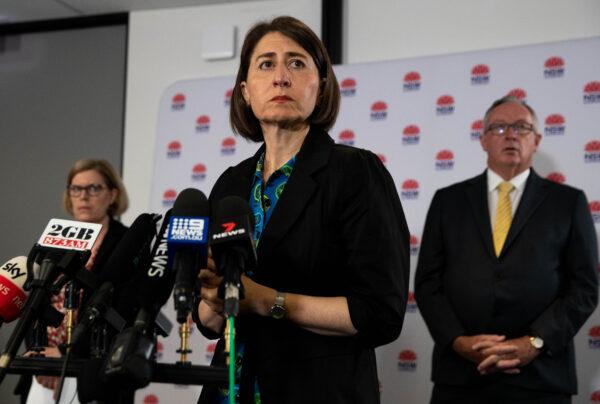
[136,208,173,318]
[70,213,158,349]
[210,196,256,317]
[0,219,103,382]
[100,210,175,391]
[0,256,29,327]
[167,188,209,324]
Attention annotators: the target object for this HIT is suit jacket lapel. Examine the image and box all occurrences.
[257,127,332,260]
[219,145,264,200]
[501,169,549,255]
[465,171,496,259]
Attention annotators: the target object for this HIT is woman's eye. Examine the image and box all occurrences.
[258,61,273,69]
[289,59,305,69]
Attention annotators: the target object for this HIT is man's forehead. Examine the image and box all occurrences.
[488,102,533,121]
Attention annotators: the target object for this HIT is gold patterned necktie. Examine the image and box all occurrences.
[493,181,514,256]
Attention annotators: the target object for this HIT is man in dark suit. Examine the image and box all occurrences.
[415,95,598,404]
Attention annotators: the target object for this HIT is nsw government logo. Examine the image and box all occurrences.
[401,179,419,200]
[221,137,236,155]
[171,93,185,111]
[402,125,420,145]
[471,64,490,85]
[406,291,418,313]
[410,234,420,255]
[397,350,417,371]
[166,141,181,159]
[584,81,600,104]
[435,150,454,170]
[584,140,600,163]
[155,340,164,360]
[224,88,233,107]
[340,78,357,96]
[545,172,565,184]
[508,88,527,101]
[544,114,565,136]
[195,115,210,133]
[338,129,355,146]
[544,56,565,78]
[436,95,454,115]
[591,391,600,403]
[377,154,387,165]
[205,342,217,363]
[588,326,600,349]
[143,394,159,404]
[590,201,600,224]
[471,120,483,140]
[370,101,388,121]
[163,189,177,207]
[403,71,421,91]
[191,163,207,181]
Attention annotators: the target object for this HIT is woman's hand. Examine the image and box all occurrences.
[198,250,226,332]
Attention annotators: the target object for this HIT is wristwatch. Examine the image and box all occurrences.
[529,335,544,350]
[270,291,286,320]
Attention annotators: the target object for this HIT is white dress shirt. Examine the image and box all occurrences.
[487,168,530,227]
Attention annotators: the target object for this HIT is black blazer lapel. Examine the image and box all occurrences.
[258,128,333,260]
[215,145,264,201]
[501,169,550,256]
[465,171,496,259]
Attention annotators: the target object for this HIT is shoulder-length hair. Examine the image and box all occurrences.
[63,158,129,217]
[230,16,340,142]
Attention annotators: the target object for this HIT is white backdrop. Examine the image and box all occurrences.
[138,36,600,403]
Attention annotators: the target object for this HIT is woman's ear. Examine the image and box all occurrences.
[240,82,250,105]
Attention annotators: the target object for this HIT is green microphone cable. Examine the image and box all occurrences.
[226,316,236,404]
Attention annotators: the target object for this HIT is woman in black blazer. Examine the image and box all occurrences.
[197,16,410,404]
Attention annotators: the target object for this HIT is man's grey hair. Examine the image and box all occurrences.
[483,95,539,133]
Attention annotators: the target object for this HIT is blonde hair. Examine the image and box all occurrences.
[63,158,129,217]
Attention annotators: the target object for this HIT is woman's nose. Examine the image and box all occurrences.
[273,65,291,87]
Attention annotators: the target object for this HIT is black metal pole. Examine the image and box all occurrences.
[321,0,343,64]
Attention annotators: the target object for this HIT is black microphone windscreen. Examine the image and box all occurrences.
[98,213,157,286]
[137,209,174,312]
[213,195,254,228]
[173,188,209,217]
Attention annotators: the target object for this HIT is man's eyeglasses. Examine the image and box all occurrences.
[485,122,535,137]
[68,184,106,197]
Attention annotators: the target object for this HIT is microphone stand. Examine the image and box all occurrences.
[219,250,245,404]
[54,280,80,404]
[0,251,81,383]
[176,317,192,364]
[64,280,80,347]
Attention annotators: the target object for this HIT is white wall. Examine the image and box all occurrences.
[123,0,321,223]
[345,0,600,63]
[124,0,600,222]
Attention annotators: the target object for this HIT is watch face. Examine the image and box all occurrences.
[531,337,544,349]
[271,305,286,320]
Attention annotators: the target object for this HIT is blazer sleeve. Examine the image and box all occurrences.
[414,190,467,349]
[340,149,410,348]
[529,190,599,354]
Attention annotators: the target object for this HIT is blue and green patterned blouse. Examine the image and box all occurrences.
[217,151,296,404]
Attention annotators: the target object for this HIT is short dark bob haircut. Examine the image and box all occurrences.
[230,16,340,142]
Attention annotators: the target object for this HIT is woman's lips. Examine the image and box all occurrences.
[271,95,293,102]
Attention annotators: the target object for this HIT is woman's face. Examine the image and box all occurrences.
[241,31,321,130]
[69,169,116,224]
